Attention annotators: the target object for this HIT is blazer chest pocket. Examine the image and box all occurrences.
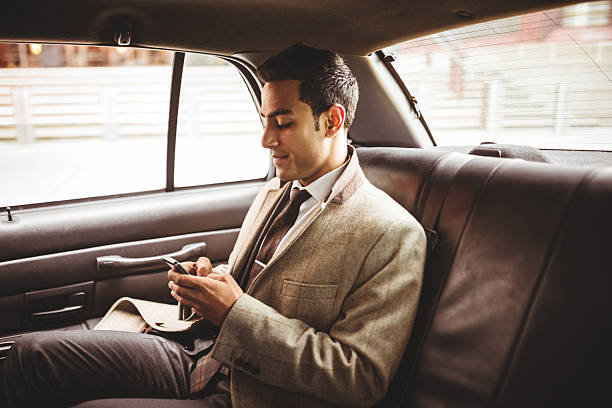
[279,280,338,329]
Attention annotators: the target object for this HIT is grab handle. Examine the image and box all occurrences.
[96,242,206,272]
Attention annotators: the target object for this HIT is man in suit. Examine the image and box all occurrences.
[1,43,425,408]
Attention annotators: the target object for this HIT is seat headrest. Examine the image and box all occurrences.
[469,142,552,163]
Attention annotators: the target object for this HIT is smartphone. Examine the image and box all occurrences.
[162,256,189,275]
[163,256,194,320]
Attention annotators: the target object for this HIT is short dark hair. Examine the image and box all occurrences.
[256,43,359,130]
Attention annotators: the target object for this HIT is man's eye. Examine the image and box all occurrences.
[277,122,292,129]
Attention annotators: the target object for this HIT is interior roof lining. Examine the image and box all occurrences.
[0,0,590,56]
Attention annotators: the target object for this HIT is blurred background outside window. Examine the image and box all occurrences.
[388,1,612,150]
[0,46,265,206]
[175,53,267,188]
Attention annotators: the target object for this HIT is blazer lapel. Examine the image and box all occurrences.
[232,183,290,275]
[267,201,326,266]
[245,146,367,291]
[259,146,367,274]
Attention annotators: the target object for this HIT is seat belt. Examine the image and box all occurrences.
[375,50,436,147]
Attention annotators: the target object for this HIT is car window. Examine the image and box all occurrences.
[0,45,266,207]
[386,0,612,150]
[175,53,267,187]
[0,45,172,206]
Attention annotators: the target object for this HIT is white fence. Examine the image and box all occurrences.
[391,40,612,149]
[0,65,262,143]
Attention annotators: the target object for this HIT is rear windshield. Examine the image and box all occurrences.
[387,1,612,150]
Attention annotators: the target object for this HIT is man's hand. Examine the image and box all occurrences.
[176,256,213,277]
[192,257,214,277]
[167,257,243,326]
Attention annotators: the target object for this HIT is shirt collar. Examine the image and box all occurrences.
[291,159,349,202]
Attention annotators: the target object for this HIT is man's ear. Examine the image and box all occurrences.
[325,104,346,138]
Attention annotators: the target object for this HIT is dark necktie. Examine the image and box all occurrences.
[246,187,311,287]
[189,187,311,394]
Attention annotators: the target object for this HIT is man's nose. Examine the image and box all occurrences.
[261,124,278,148]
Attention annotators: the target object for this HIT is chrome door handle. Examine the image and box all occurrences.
[0,341,15,361]
[96,242,206,272]
[30,305,84,320]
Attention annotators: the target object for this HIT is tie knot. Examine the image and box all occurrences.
[289,187,311,208]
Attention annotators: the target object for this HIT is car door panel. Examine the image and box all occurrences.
[0,180,263,340]
[1,181,262,262]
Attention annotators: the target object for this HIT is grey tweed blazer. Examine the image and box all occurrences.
[210,146,426,408]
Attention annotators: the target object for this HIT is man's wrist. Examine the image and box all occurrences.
[219,292,243,326]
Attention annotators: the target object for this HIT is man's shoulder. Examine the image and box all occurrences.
[262,177,283,191]
[349,180,422,231]
[250,177,284,204]
[354,180,409,215]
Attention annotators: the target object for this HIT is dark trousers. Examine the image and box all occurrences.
[1,330,230,408]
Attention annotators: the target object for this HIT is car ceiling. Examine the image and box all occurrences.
[0,0,590,56]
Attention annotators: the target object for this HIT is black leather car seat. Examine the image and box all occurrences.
[359,147,612,408]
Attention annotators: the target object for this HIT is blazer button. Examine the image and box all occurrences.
[251,366,260,376]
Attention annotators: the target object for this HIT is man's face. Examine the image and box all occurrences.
[260,80,334,186]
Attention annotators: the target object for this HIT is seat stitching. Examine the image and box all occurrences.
[421,153,475,231]
[414,152,449,220]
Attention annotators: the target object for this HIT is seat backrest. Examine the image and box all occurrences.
[358,147,612,407]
